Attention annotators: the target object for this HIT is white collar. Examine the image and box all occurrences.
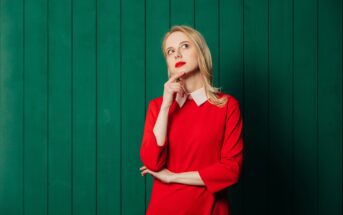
[175,86,208,108]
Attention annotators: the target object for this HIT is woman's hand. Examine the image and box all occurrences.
[140,165,176,184]
[162,71,186,109]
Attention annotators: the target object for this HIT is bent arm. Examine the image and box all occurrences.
[171,171,205,186]
[140,100,170,172]
[197,100,244,194]
[153,105,170,147]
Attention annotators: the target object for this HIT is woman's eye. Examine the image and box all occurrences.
[181,44,189,49]
[167,49,174,55]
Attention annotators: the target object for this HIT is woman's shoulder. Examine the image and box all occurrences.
[147,96,164,109]
[216,91,240,106]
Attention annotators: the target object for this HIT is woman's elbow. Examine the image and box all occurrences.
[139,150,165,172]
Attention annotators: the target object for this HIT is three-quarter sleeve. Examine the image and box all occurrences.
[198,99,244,194]
[139,100,168,172]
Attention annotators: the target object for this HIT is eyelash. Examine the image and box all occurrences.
[167,44,189,55]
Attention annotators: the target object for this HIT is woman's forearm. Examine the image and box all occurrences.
[153,105,169,147]
[171,171,205,186]
[152,103,205,186]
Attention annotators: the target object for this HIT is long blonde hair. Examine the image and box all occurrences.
[161,25,227,107]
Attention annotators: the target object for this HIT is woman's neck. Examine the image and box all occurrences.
[181,70,204,94]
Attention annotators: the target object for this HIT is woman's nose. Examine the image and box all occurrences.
[174,48,182,59]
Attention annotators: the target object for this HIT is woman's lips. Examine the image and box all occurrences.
[175,61,186,68]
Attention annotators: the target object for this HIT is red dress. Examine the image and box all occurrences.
[140,92,244,215]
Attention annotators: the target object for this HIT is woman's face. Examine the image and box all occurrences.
[164,31,199,77]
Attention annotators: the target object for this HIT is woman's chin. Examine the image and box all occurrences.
[179,67,199,76]
[171,68,194,77]
[177,68,190,74]
[171,70,188,75]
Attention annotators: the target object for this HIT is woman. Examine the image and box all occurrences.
[139,25,244,215]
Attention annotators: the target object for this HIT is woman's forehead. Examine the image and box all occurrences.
[165,31,191,48]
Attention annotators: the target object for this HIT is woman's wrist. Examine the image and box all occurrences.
[160,103,170,112]
[168,171,205,186]
[169,172,178,183]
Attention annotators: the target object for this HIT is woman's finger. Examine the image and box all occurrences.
[168,82,186,96]
[179,79,187,94]
[168,82,183,88]
[169,86,184,97]
[142,169,155,177]
[141,169,149,176]
[169,84,184,92]
[169,85,182,92]
[167,71,186,84]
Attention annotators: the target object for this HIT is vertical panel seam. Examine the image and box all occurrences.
[267,0,270,213]
[47,0,50,214]
[218,0,220,86]
[119,0,122,214]
[291,0,294,213]
[95,0,98,213]
[169,0,171,28]
[242,0,244,108]
[144,0,147,212]
[71,0,74,213]
[23,0,26,214]
[0,0,1,168]
[241,0,245,212]
[0,2,2,204]
[193,0,195,27]
[0,0,1,110]
[342,0,343,205]
[316,0,319,214]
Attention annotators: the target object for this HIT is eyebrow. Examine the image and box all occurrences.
[166,41,189,51]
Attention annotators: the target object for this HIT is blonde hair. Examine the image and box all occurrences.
[161,25,227,107]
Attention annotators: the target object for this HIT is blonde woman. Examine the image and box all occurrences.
[139,25,244,215]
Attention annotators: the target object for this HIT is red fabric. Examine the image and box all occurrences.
[140,92,244,215]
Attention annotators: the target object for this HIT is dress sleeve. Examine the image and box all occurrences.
[139,100,168,172]
[198,99,244,194]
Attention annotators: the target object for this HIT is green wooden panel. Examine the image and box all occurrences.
[170,0,194,27]
[221,0,243,101]
[269,0,293,214]
[145,0,170,210]
[121,0,146,214]
[48,0,72,215]
[220,1,244,214]
[23,0,48,214]
[243,0,269,214]
[195,0,220,87]
[0,0,24,214]
[318,0,342,214]
[0,0,341,215]
[72,0,97,214]
[294,0,318,213]
[97,0,121,214]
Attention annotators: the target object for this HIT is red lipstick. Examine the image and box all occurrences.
[175,61,186,68]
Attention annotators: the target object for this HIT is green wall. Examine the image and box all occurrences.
[0,0,341,214]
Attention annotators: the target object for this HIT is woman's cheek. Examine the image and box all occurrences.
[166,60,174,73]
